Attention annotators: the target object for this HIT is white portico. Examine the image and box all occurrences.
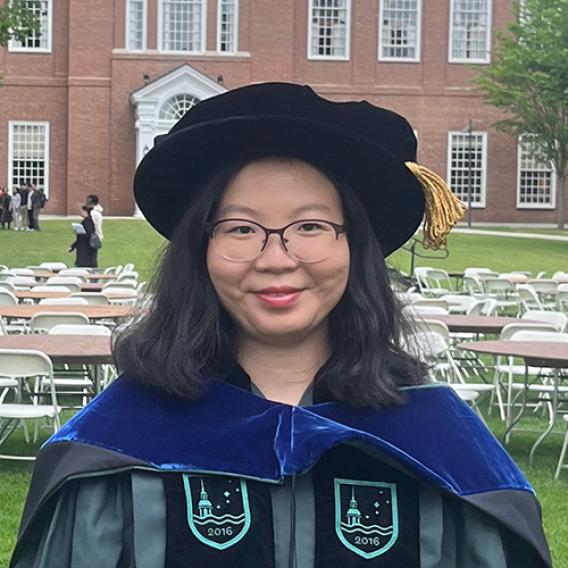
[130,65,227,215]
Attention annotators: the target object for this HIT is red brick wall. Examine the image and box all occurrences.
[0,0,565,223]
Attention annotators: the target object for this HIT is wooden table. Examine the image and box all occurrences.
[460,340,568,463]
[0,305,138,320]
[85,274,116,281]
[0,334,113,392]
[17,291,70,301]
[0,334,112,365]
[17,290,138,302]
[426,315,527,335]
[31,270,56,280]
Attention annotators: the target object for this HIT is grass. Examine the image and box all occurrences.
[389,231,568,276]
[1,220,568,565]
[0,219,166,283]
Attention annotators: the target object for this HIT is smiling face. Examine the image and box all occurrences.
[206,158,350,345]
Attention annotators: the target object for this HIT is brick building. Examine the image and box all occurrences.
[0,0,564,223]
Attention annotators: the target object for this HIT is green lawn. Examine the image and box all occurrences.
[389,231,568,277]
[0,219,166,283]
[1,220,568,566]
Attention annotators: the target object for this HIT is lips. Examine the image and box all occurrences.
[254,287,303,308]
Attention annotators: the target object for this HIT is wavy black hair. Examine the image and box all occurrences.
[113,158,426,407]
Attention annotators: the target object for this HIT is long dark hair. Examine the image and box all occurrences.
[113,159,426,407]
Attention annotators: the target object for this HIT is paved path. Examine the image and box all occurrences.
[452,228,568,242]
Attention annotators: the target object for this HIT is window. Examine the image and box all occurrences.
[447,131,487,207]
[449,0,491,63]
[159,94,200,120]
[308,0,350,60]
[217,0,238,53]
[159,0,206,52]
[8,122,50,197]
[379,0,421,61]
[126,0,147,50]
[517,135,556,208]
[9,0,51,52]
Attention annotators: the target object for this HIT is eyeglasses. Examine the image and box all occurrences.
[208,218,346,263]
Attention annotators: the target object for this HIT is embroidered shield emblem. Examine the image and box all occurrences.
[334,478,399,559]
[183,475,251,550]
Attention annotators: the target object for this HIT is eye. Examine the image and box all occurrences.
[299,222,321,231]
[296,222,329,233]
[229,225,256,235]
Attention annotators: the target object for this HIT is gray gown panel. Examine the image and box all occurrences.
[14,472,514,567]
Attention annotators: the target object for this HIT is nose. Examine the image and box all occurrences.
[254,234,299,270]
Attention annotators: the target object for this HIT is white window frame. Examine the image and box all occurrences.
[126,0,148,51]
[446,130,487,208]
[516,135,556,209]
[448,0,492,64]
[8,121,50,198]
[8,0,52,53]
[216,0,239,53]
[307,0,351,61]
[378,0,421,62]
[158,0,207,53]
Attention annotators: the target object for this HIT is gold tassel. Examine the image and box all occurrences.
[405,161,467,250]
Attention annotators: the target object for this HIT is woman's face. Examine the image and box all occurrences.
[207,159,350,344]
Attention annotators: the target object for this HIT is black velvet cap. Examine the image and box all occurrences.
[133,82,425,256]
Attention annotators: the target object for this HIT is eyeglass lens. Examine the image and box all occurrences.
[212,220,339,262]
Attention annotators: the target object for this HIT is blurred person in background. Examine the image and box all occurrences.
[10,187,22,231]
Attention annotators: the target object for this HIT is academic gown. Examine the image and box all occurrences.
[10,368,552,568]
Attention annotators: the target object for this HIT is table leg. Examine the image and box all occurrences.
[504,364,530,444]
[529,371,558,465]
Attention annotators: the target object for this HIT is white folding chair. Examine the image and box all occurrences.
[402,305,449,319]
[556,284,568,313]
[102,288,138,308]
[6,276,37,291]
[439,294,476,314]
[39,297,89,306]
[70,292,110,305]
[555,416,568,479]
[0,349,60,460]
[30,312,91,334]
[46,277,83,292]
[0,290,18,306]
[482,278,520,315]
[11,268,35,277]
[504,330,568,445]
[521,310,568,332]
[463,275,487,299]
[39,262,68,272]
[32,285,73,293]
[411,298,449,310]
[58,268,90,278]
[466,298,497,316]
[516,284,557,313]
[44,324,112,406]
[493,322,559,421]
[0,281,18,294]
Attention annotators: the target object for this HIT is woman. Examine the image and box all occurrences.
[11,84,550,567]
[68,205,98,268]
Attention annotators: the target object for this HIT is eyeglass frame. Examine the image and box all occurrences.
[207,217,347,262]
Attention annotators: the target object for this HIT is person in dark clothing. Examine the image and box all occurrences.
[29,185,45,231]
[0,191,13,229]
[68,206,97,267]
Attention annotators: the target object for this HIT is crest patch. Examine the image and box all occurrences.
[183,475,252,550]
[334,478,399,559]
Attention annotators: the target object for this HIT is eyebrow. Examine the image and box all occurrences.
[217,203,334,217]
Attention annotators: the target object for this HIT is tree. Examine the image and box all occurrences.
[474,0,568,228]
[0,0,40,47]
